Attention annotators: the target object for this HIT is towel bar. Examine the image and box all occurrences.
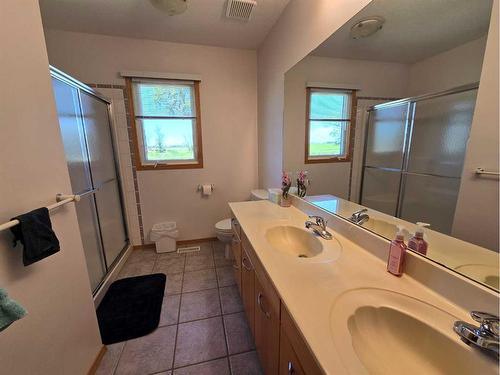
[475,167,500,176]
[0,194,80,232]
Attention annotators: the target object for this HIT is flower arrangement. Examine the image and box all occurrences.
[281,171,292,199]
[297,170,308,198]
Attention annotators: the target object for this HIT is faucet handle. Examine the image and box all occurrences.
[471,311,499,336]
[471,311,499,323]
[308,215,326,227]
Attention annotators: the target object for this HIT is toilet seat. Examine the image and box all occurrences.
[215,218,232,233]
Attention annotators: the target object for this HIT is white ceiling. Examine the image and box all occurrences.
[39,0,290,49]
[312,0,493,63]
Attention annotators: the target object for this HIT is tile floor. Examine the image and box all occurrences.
[96,241,263,375]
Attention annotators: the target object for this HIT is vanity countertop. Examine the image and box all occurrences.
[305,194,499,285]
[229,200,494,374]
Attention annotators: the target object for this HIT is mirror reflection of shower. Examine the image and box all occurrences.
[282,0,498,291]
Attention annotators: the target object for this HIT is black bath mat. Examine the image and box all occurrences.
[96,273,166,344]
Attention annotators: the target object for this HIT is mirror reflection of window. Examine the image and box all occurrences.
[283,0,498,290]
[306,88,356,163]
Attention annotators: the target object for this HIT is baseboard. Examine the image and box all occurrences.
[88,346,107,375]
[133,244,155,250]
[178,237,217,245]
[132,237,217,250]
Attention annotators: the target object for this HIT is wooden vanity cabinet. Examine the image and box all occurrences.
[254,273,280,375]
[279,327,306,375]
[241,243,256,335]
[238,227,322,375]
[231,217,242,293]
[280,305,324,375]
[241,229,281,374]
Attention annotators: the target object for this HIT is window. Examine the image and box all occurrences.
[127,78,203,170]
[305,87,356,163]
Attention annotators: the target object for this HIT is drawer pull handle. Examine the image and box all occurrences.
[232,237,241,244]
[288,361,295,374]
[242,257,252,271]
[257,292,271,319]
[232,263,239,270]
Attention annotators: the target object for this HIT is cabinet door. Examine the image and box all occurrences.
[281,305,324,375]
[280,329,305,375]
[231,233,242,294]
[241,245,255,336]
[255,274,280,375]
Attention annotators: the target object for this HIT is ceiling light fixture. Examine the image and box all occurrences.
[350,16,385,39]
[151,0,188,16]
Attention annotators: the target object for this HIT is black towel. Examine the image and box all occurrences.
[10,207,60,266]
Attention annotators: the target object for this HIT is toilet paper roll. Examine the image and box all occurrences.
[202,184,212,196]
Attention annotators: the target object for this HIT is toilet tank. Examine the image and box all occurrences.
[250,189,269,201]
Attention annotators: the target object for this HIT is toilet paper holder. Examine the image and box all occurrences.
[197,184,215,192]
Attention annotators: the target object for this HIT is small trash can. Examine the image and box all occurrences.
[150,222,179,253]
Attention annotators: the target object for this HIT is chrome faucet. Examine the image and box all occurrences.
[454,311,499,356]
[349,208,369,225]
[305,215,333,240]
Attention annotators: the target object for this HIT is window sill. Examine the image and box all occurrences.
[305,157,351,164]
[136,161,203,170]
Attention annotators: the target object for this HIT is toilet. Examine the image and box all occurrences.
[215,189,269,256]
[215,218,233,257]
[250,189,269,201]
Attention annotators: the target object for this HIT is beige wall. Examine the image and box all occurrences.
[257,0,372,189]
[453,0,499,251]
[44,30,258,241]
[283,55,409,198]
[407,36,488,96]
[0,2,102,374]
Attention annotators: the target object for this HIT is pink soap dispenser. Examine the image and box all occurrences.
[408,222,430,256]
[387,225,407,276]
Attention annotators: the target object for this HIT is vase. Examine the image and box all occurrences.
[280,194,292,207]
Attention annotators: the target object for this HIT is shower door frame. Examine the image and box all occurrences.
[50,66,130,294]
[359,82,479,220]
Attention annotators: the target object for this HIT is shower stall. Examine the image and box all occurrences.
[359,83,478,235]
[51,67,129,293]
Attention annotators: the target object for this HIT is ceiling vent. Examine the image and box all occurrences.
[225,0,257,22]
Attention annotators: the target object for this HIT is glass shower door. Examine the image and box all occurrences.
[361,102,410,215]
[80,92,128,267]
[399,89,478,234]
[406,90,477,177]
[52,68,129,293]
[52,78,106,291]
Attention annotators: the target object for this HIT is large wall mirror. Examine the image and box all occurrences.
[283,0,499,291]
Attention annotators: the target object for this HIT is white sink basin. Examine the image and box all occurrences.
[265,225,341,263]
[359,218,411,240]
[330,288,498,374]
[454,264,499,289]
